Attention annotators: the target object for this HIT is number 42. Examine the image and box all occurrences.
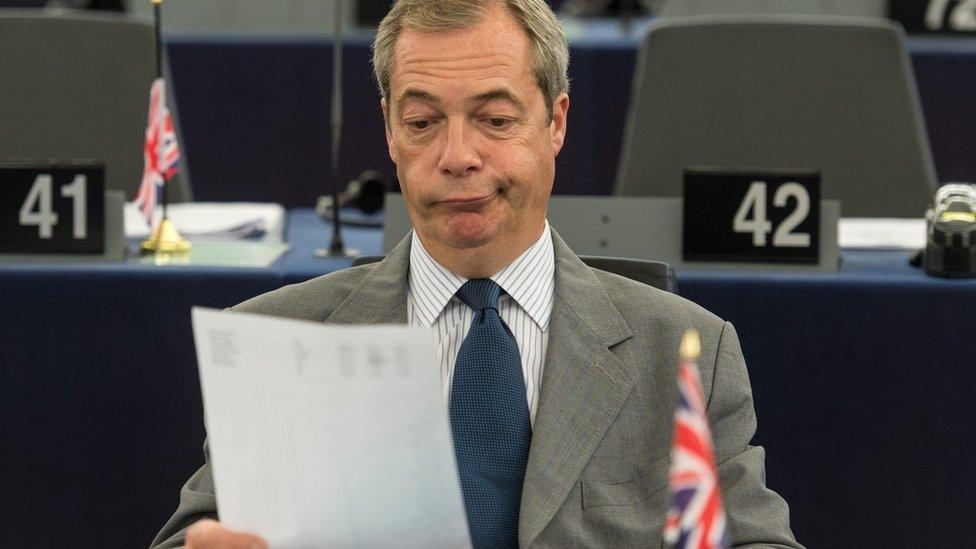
[19,174,87,239]
[733,181,810,248]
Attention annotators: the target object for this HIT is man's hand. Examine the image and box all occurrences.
[185,519,268,549]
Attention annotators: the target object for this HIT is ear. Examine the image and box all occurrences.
[382,98,398,164]
[549,93,569,157]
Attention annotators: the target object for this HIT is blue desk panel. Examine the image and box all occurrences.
[2,210,975,547]
[166,26,976,207]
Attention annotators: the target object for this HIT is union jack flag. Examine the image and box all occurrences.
[664,334,730,549]
[133,77,181,227]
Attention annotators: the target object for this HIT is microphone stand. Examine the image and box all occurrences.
[315,0,359,258]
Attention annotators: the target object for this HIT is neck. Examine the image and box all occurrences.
[418,223,545,279]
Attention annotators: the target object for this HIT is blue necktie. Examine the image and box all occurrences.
[450,279,532,549]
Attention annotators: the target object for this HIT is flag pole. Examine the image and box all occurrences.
[141,0,190,254]
[153,0,167,220]
[153,0,162,81]
[314,0,359,258]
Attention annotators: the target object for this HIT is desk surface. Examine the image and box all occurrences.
[3,210,975,548]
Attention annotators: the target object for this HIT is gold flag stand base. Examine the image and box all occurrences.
[140,217,191,254]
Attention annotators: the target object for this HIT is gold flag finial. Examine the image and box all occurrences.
[679,329,701,362]
[151,0,163,5]
[140,217,191,254]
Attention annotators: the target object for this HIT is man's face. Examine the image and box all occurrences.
[383,4,568,256]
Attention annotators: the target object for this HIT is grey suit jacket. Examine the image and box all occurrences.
[152,231,801,548]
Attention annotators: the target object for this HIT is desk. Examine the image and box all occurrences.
[166,25,976,206]
[3,210,975,547]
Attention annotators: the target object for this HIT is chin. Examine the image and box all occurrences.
[443,216,499,249]
[445,230,495,250]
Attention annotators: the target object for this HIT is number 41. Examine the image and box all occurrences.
[19,174,87,239]
[733,181,810,248]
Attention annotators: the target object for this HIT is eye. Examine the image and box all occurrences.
[406,119,432,130]
[486,117,512,129]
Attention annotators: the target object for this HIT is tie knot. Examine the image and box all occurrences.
[456,279,502,312]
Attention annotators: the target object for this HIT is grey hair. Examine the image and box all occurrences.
[372,0,569,121]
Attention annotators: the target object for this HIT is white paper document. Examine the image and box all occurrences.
[838,218,927,250]
[191,307,471,549]
[125,202,286,242]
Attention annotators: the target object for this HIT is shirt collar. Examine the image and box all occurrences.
[491,223,554,331]
[408,232,466,328]
[408,223,555,330]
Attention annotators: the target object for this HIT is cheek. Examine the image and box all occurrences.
[393,146,431,191]
[396,139,438,172]
[508,148,553,200]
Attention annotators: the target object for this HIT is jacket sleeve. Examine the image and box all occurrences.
[706,321,804,549]
[149,441,218,549]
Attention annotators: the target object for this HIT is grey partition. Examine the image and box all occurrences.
[615,15,936,217]
[124,0,356,33]
[0,9,191,202]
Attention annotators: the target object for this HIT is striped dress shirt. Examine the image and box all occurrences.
[406,224,555,424]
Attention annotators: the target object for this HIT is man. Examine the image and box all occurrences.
[152,0,801,547]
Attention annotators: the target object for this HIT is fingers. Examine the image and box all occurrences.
[185,519,268,549]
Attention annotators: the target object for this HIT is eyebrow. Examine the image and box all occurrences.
[396,89,440,114]
[471,89,527,114]
[395,87,527,115]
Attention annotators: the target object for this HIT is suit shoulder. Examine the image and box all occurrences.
[590,267,725,330]
[231,263,377,321]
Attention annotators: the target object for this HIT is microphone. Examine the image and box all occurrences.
[316,170,389,227]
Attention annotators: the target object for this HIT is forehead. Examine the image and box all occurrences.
[390,7,535,101]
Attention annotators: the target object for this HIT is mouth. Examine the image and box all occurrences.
[439,190,498,208]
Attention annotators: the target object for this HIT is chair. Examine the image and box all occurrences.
[659,0,887,18]
[614,15,937,217]
[0,9,192,202]
[351,255,678,294]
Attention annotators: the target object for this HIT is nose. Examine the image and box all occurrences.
[437,119,483,178]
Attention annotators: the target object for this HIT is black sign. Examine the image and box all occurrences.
[683,167,820,264]
[0,162,105,254]
[889,0,976,34]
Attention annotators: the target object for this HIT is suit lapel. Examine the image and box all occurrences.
[519,232,636,547]
[325,234,411,325]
